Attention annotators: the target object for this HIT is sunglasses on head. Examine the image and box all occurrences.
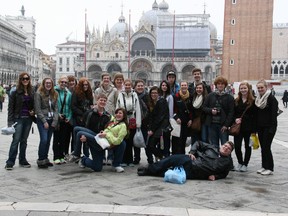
[21,77,30,81]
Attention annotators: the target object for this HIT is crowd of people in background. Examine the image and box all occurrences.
[2,68,281,179]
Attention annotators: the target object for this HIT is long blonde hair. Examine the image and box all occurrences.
[38,78,58,101]
[235,81,255,107]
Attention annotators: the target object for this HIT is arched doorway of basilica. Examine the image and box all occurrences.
[88,64,102,88]
[131,59,153,85]
[107,63,122,73]
[204,66,213,84]
[182,65,195,82]
[134,71,150,86]
[161,64,177,81]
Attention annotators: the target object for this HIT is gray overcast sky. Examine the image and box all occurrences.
[0,0,287,54]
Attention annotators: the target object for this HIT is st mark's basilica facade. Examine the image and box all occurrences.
[75,0,219,86]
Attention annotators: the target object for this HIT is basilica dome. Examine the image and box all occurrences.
[139,0,170,31]
[110,13,134,39]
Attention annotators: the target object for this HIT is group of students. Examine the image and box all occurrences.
[4,68,278,179]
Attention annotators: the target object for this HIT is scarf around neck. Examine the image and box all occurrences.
[193,95,203,109]
[179,90,189,101]
[255,90,271,109]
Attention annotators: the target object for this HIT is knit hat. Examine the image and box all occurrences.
[166,71,176,79]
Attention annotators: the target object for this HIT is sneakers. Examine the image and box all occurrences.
[5,164,13,170]
[78,158,85,168]
[260,169,273,175]
[257,168,265,174]
[67,154,80,163]
[133,160,140,165]
[114,166,124,173]
[20,161,31,168]
[60,158,66,164]
[240,165,248,172]
[103,159,107,165]
[234,163,242,172]
[120,163,127,167]
[54,159,61,165]
[106,159,112,166]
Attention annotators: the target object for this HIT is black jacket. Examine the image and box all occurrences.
[203,92,234,127]
[234,99,256,133]
[189,141,233,180]
[255,93,278,134]
[148,97,170,137]
[8,88,35,126]
[188,81,211,95]
[173,92,193,124]
[71,92,93,126]
[83,108,111,133]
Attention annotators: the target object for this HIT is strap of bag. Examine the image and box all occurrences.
[59,91,67,114]
[240,105,249,118]
[122,92,134,115]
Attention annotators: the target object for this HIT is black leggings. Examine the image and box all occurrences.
[233,131,252,166]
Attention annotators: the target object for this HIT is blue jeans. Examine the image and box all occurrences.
[82,140,126,171]
[37,118,54,160]
[6,118,32,165]
[148,154,193,179]
[73,126,91,157]
[208,124,228,149]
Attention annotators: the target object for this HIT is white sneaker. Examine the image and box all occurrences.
[114,166,124,173]
[240,165,248,172]
[106,159,112,166]
[261,169,273,175]
[78,158,85,168]
[257,168,265,174]
[234,163,242,172]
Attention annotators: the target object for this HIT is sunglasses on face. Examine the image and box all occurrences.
[21,77,30,81]
[61,81,67,84]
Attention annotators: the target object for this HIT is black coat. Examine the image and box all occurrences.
[83,109,111,133]
[234,99,256,133]
[255,93,278,134]
[71,92,93,126]
[148,97,170,137]
[8,88,35,126]
[203,92,234,127]
[189,141,233,180]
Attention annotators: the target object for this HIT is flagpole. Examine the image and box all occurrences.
[128,9,131,79]
[172,10,175,71]
[84,9,87,77]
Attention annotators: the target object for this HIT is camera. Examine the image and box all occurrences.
[127,110,133,115]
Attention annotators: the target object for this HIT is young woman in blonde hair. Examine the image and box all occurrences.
[233,82,256,172]
[255,79,278,175]
[34,78,58,168]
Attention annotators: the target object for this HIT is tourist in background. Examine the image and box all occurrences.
[281,90,288,108]
[255,79,278,175]
[0,84,6,112]
[233,82,256,172]
[5,72,35,170]
[34,78,58,168]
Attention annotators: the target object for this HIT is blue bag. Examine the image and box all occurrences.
[164,166,186,184]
